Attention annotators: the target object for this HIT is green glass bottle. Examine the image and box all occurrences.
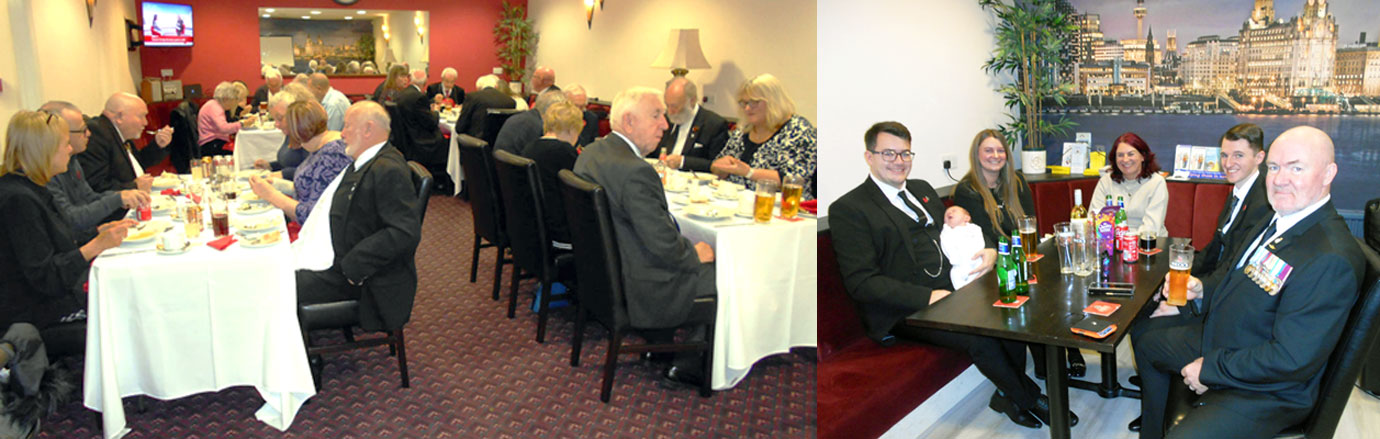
[997,237,1016,303]
[1011,230,1029,295]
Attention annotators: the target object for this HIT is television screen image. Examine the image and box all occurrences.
[142,2,193,47]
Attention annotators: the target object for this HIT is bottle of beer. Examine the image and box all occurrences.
[1070,189,1088,220]
[996,237,1017,303]
[1011,230,1029,294]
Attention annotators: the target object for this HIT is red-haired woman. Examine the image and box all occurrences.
[1090,132,1168,239]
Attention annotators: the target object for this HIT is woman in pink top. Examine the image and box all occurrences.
[198,81,257,157]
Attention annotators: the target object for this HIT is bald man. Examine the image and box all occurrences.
[41,101,150,235]
[296,101,421,333]
[309,73,351,131]
[528,66,557,105]
[76,93,174,193]
[1132,126,1367,438]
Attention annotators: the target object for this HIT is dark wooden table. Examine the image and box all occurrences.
[905,238,1171,439]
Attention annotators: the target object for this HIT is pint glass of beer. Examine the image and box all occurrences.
[780,174,804,219]
[753,180,778,224]
[1167,243,1194,306]
[1018,216,1038,258]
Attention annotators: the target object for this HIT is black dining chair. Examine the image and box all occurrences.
[456,134,511,301]
[492,150,575,343]
[1163,238,1380,438]
[482,109,524,148]
[296,161,433,389]
[557,170,716,402]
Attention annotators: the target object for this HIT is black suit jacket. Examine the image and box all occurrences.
[327,144,422,331]
[645,107,730,173]
[426,82,465,105]
[830,177,976,343]
[572,134,714,328]
[1194,201,1365,414]
[577,110,600,147]
[76,115,164,193]
[454,87,518,140]
[249,84,271,111]
[394,85,444,164]
[1193,170,1272,276]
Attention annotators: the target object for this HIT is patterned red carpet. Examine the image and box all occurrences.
[36,195,817,438]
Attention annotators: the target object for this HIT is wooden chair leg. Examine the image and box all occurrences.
[571,304,587,366]
[491,245,506,301]
[341,327,355,342]
[507,266,521,318]
[600,330,623,403]
[536,278,551,343]
[469,234,481,283]
[394,330,410,388]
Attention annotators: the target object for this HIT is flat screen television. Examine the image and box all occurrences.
[141,1,193,47]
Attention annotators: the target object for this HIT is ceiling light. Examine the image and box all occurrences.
[344,16,354,20]
[265,8,275,13]
[301,16,311,20]
[357,10,367,15]
[262,14,270,18]
[310,11,321,15]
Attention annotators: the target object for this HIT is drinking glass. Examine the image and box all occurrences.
[1167,244,1195,306]
[210,196,229,237]
[1053,222,1075,274]
[1072,221,1097,277]
[1018,216,1038,258]
[183,201,203,238]
[780,174,804,219]
[753,180,778,224]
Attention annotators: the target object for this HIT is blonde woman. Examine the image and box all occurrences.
[521,100,585,245]
[0,111,134,331]
[711,74,817,200]
[198,81,258,156]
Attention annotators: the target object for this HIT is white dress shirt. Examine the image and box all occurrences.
[870,174,932,225]
[1235,194,1331,269]
[294,141,386,270]
[111,123,145,176]
[1221,169,1259,234]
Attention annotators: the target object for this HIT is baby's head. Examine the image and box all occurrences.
[944,206,971,228]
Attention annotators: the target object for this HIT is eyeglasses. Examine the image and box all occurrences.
[736,99,765,108]
[870,149,915,162]
[70,126,88,135]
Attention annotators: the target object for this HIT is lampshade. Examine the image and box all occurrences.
[651,29,711,76]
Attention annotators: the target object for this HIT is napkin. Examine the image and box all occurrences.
[800,200,817,214]
[160,188,182,196]
[286,221,302,243]
[207,235,237,251]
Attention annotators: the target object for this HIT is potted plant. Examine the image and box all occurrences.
[494,1,538,90]
[979,0,1077,174]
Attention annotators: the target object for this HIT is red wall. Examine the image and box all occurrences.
[138,0,525,96]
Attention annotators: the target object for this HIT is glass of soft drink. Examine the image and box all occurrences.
[1073,221,1097,277]
[753,180,777,224]
[1053,222,1076,274]
[780,174,805,219]
[183,201,203,238]
[1167,243,1194,306]
[1018,216,1038,257]
[210,196,230,237]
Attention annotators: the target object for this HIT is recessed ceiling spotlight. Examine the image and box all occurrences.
[311,11,322,15]
[265,8,275,13]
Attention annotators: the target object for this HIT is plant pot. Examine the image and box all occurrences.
[1022,149,1047,175]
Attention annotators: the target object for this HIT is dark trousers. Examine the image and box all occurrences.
[641,263,717,374]
[296,268,363,308]
[199,139,231,157]
[1134,323,1203,439]
[892,325,1042,410]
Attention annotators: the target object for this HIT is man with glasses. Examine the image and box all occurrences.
[39,101,151,237]
[830,121,1080,429]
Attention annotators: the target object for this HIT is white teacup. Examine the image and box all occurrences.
[716,182,742,198]
[158,231,187,251]
[737,189,756,216]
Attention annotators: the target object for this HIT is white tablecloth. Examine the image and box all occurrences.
[442,118,464,196]
[84,194,316,439]
[667,195,818,390]
[233,127,286,171]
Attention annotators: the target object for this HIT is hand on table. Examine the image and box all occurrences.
[240,114,259,128]
[93,219,137,251]
[969,248,997,278]
[119,190,151,209]
[710,156,744,178]
[1181,357,1208,394]
[694,241,715,263]
[135,174,154,193]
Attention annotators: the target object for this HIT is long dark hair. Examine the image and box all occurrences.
[1110,132,1160,183]
[960,129,1026,236]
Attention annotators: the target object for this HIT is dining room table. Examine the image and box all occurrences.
[233,123,286,171]
[83,175,316,439]
[440,110,465,196]
[904,237,1170,439]
[661,171,817,390]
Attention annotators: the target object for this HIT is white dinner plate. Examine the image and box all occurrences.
[236,201,274,216]
[240,231,284,248]
[156,241,192,256]
[683,204,732,221]
[236,169,269,180]
[236,219,277,235]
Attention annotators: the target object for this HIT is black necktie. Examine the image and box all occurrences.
[1237,218,1278,269]
[669,124,682,152]
[1220,193,1240,232]
[898,190,930,226]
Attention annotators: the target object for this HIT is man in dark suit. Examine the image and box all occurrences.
[493,90,567,156]
[830,121,1078,429]
[565,84,601,147]
[249,70,284,111]
[643,77,729,173]
[77,93,174,194]
[426,67,465,106]
[296,101,422,333]
[41,101,150,234]
[1134,126,1366,439]
[1126,123,1274,432]
[454,74,518,141]
[526,66,557,106]
[394,72,445,171]
[573,86,716,388]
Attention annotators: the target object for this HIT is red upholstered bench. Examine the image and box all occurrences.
[1027,175,1230,251]
[818,231,972,439]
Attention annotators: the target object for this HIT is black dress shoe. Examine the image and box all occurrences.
[1128,416,1142,432]
[643,352,674,365]
[1030,395,1079,427]
[1067,349,1086,378]
[988,391,1041,429]
[659,365,704,389]
[1129,375,1142,388]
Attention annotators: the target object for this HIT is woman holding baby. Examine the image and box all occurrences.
[952,129,1088,380]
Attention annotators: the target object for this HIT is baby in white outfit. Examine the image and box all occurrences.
[939,206,985,290]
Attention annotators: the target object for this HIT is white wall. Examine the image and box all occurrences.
[383,12,428,71]
[1,0,140,141]
[527,0,817,123]
[817,0,1012,214]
